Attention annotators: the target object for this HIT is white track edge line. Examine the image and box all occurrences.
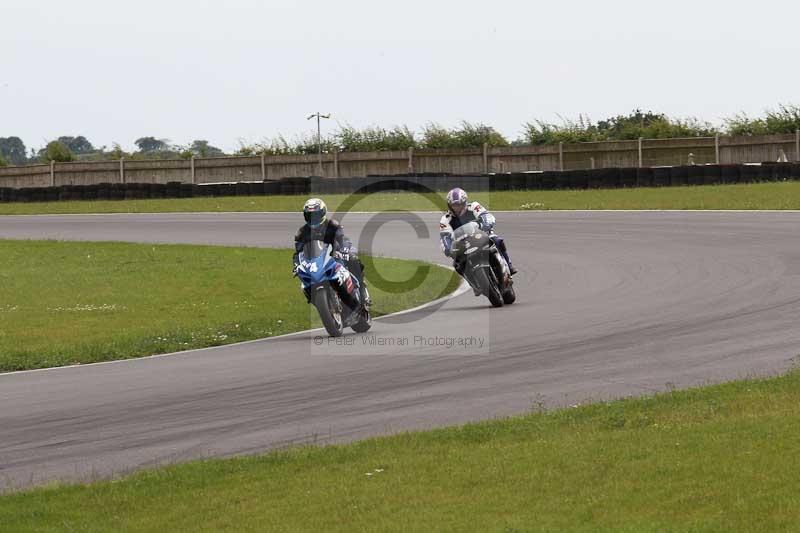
[0,276,469,378]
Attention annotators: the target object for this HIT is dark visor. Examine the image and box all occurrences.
[304,209,325,226]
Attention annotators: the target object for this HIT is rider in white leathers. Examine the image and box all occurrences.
[438,187,517,276]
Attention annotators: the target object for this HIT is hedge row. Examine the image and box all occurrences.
[1,164,800,203]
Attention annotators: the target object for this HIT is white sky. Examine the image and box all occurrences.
[3,0,799,153]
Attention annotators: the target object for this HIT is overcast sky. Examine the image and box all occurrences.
[3,0,799,153]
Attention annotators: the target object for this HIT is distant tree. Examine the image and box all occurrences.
[57,135,95,155]
[421,122,508,149]
[0,153,8,166]
[134,136,170,153]
[188,139,225,157]
[235,134,335,156]
[335,125,416,152]
[0,136,28,165]
[40,141,76,162]
[595,110,717,140]
[725,104,800,136]
[521,115,599,145]
[520,110,718,145]
[107,143,130,159]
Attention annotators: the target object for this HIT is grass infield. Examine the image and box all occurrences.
[1,181,800,215]
[0,240,459,372]
[2,369,799,530]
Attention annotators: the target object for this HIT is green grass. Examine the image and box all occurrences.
[2,181,800,215]
[0,240,459,372]
[3,368,800,531]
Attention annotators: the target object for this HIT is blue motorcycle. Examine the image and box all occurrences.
[295,240,371,337]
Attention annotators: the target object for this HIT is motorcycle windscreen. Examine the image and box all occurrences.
[302,240,328,260]
[452,221,481,241]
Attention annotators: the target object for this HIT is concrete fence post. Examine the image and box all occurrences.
[407,147,415,174]
[715,134,720,164]
[638,137,643,168]
[483,143,489,174]
[260,154,266,181]
[333,147,340,178]
[190,156,196,184]
[50,160,55,186]
[558,142,564,171]
[119,158,125,184]
[796,129,799,162]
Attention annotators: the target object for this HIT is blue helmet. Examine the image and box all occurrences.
[446,188,468,216]
[303,198,327,228]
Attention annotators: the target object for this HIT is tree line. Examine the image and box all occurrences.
[2,105,799,166]
[0,136,225,166]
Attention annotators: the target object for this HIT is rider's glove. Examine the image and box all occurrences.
[292,264,299,277]
[478,213,496,232]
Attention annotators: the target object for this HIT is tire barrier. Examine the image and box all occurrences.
[741,164,761,182]
[670,165,689,186]
[636,167,654,188]
[653,167,671,187]
[2,164,800,203]
[688,165,705,186]
[565,170,588,190]
[703,165,722,186]
[619,167,637,188]
[524,173,542,190]
[721,165,740,184]
[775,162,792,181]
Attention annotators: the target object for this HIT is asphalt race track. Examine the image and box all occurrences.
[2,211,800,491]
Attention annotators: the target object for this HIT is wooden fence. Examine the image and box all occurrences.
[1,133,798,189]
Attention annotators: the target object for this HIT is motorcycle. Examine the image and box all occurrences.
[450,221,516,307]
[295,240,372,337]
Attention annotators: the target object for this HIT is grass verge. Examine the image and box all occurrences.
[0,240,459,371]
[2,369,799,531]
[1,181,800,215]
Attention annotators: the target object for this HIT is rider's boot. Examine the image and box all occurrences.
[493,236,517,275]
[339,288,361,321]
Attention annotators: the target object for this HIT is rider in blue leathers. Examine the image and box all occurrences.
[293,198,366,312]
[439,188,517,277]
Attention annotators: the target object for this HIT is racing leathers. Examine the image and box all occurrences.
[293,218,365,311]
[439,201,515,276]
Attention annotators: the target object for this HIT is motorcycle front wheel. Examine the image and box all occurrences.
[474,267,504,308]
[314,286,344,337]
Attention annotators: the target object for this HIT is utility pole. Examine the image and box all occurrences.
[307,112,331,176]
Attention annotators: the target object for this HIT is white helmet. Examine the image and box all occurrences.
[446,188,468,216]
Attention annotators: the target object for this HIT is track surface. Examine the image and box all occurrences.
[2,211,800,491]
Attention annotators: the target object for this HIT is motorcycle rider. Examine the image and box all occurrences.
[439,187,517,277]
[293,198,367,313]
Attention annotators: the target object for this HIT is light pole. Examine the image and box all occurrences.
[307,112,330,176]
